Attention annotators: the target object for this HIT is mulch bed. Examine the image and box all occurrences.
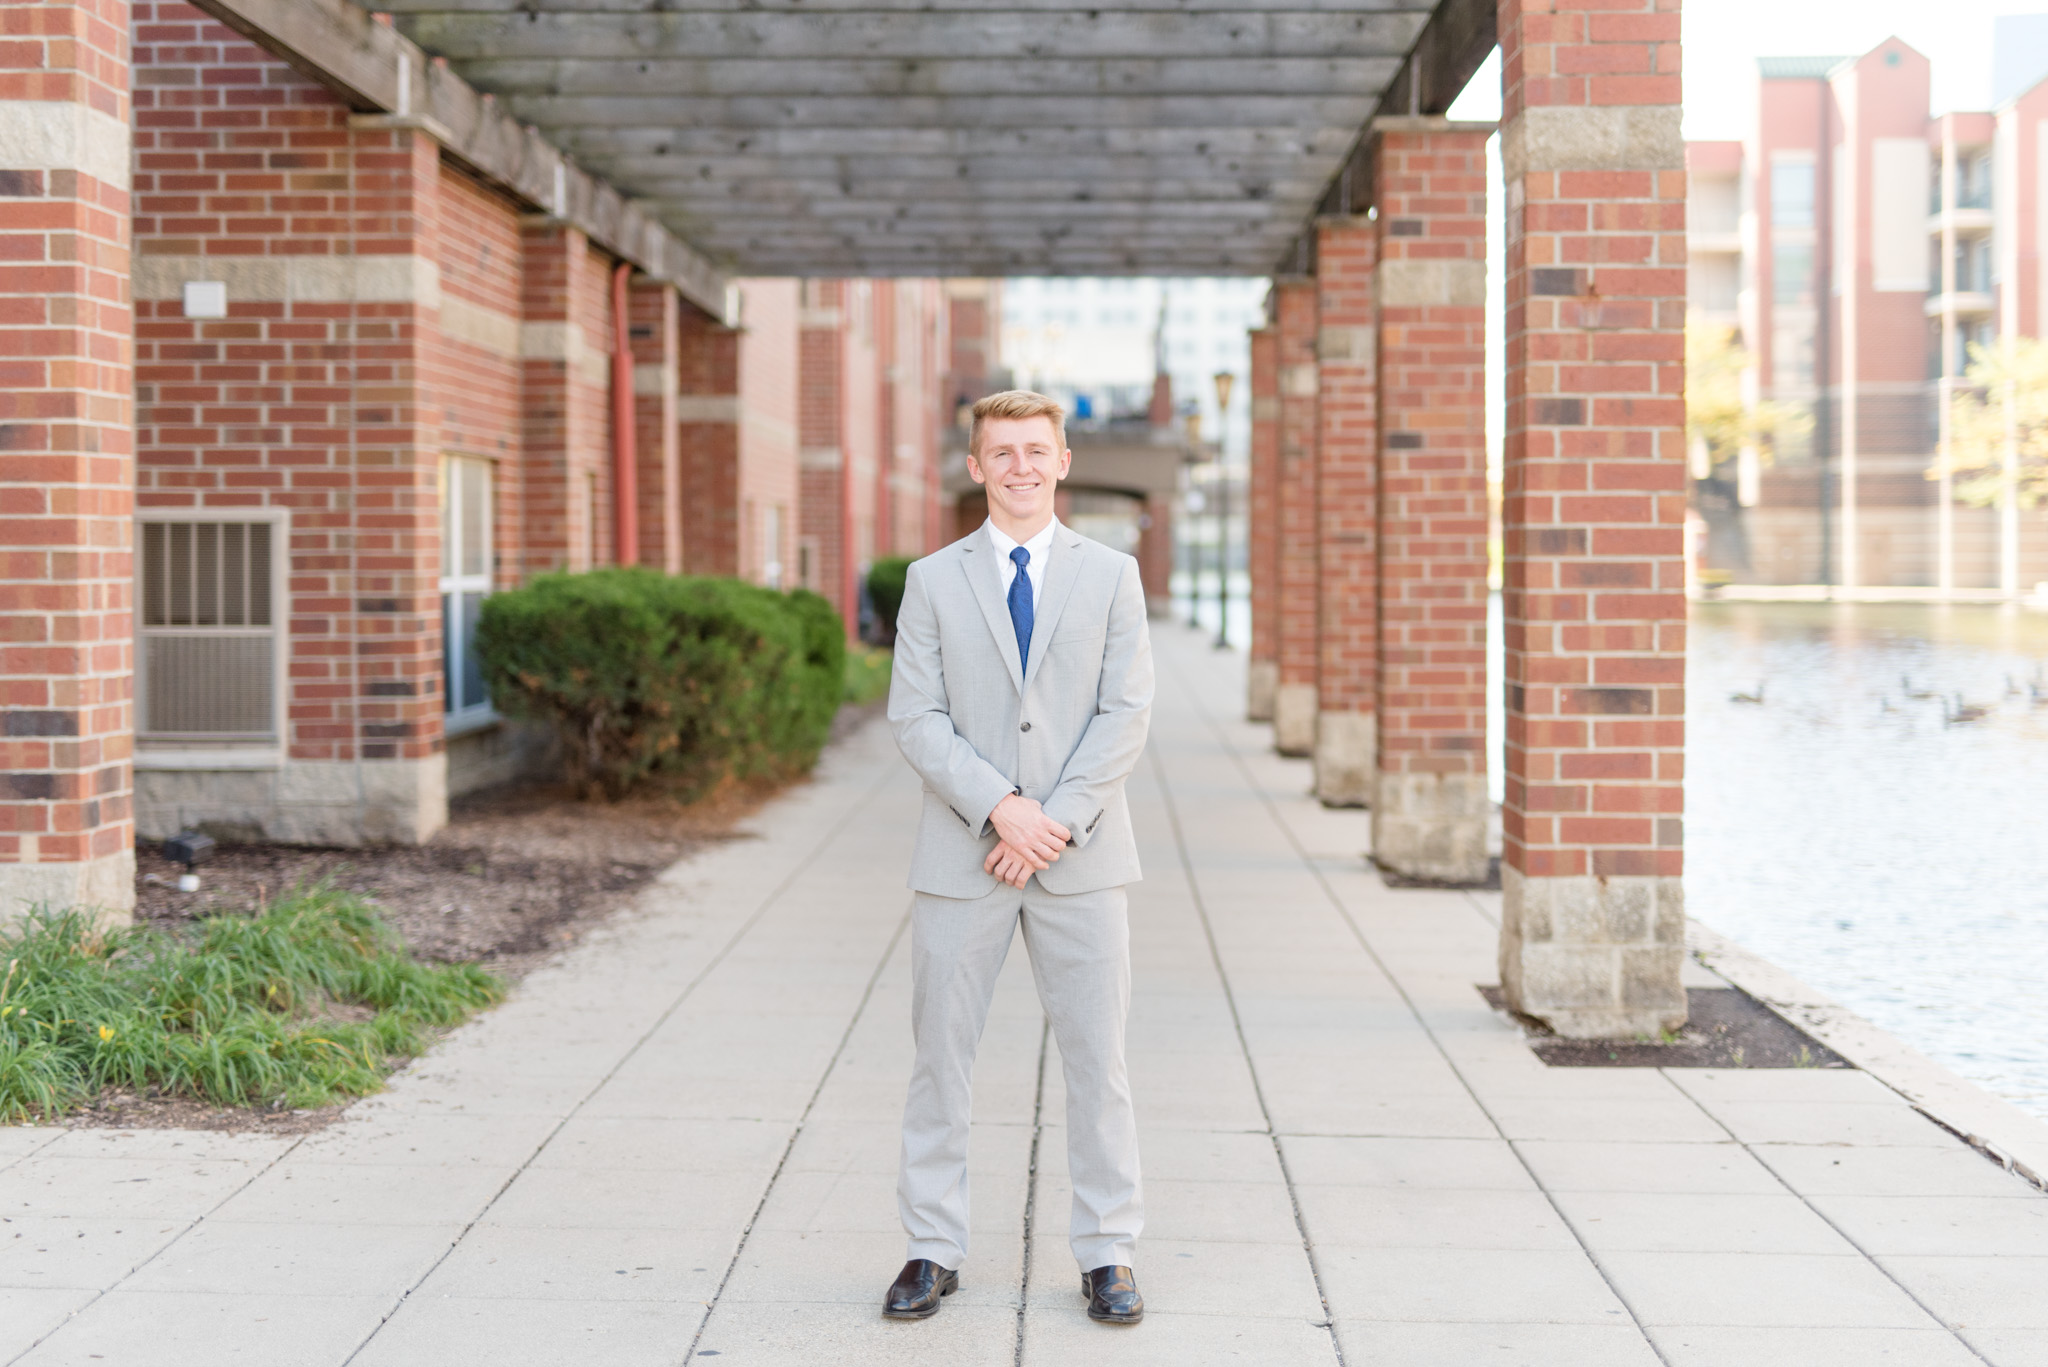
[1479,985,1853,1069]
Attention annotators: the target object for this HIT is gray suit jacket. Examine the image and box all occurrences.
[888,522,1154,898]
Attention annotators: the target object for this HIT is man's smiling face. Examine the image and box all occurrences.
[968,414,1071,531]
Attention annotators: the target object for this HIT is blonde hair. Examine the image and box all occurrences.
[969,389,1067,456]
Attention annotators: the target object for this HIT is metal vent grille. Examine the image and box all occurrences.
[144,636,275,735]
[138,519,278,738]
[141,521,271,627]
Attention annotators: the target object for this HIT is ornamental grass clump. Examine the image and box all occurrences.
[474,569,847,799]
[0,887,502,1123]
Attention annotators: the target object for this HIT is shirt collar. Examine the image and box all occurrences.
[984,517,1060,564]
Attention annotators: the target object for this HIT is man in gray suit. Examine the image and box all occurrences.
[883,389,1154,1326]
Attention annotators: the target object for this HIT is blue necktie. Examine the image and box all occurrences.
[1007,545,1034,676]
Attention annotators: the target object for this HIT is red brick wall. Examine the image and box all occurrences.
[1273,276,1321,752]
[1315,218,1378,718]
[629,277,681,573]
[1374,126,1491,784]
[129,10,448,768]
[1499,0,1686,888]
[678,301,741,577]
[429,166,525,593]
[1247,324,1279,670]
[0,0,135,904]
[735,278,798,586]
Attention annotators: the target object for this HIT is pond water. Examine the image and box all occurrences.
[1686,602,2048,1120]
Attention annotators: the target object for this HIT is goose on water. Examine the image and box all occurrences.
[1943,694,1993,725]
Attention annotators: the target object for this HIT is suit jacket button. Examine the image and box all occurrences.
[1020,722,1032,732]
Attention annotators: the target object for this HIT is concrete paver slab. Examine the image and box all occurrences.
[1314,1246,1635,1324]
[1690,1100,1955,1147]
[1481,1096,1734,1144]
[0,1155,266,1221]
[1279,1135,1535,1190]
[213,1160,508,1227]
[1512,1140,1784,1194]
[1337,1319,1664,1367]
[1962,1328,2048,1365]
[0,1287,97,1359]
[1551,1191,1856,1254]
[349,1296,703,1367]
[1596,1251,1940,1327]
[1757,1143,2048,1198]
[1875,1255,2048,1328]
[1648,1324,1986,1365]
[477,1162,769,1232]
[0,1216,187,1290]
[13,1290,391,1366]
[528,1115,790,1174]
[1296,1185,1579,1251]
[1810,1194,2048,1256]
[120,1221,459,1296]
[412,1223,733,1303]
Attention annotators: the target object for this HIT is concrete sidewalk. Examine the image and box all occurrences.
[5,628,2047,1366]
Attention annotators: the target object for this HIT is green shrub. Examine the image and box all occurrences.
[866,556,915,641]
[0,888,502,1122]
[474,568,847,800]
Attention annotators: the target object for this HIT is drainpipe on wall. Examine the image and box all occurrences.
[611,261,639,567]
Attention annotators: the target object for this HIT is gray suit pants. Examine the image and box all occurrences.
[899,879,1142,1272]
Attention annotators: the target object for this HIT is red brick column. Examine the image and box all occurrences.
[797,282,857,631]
[630,278,681,573]
[1497,0,1688,1036]
[520,225,610,574]
[1373,120,1494,883]
[0,0,135,916]
[1272,277,1320,756]
[1245,324,1279,720]
[1136,492,1173,612]
[678,301,741,577]
[1312,218,1378,805]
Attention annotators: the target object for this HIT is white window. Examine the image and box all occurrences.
[136,511,285,746]
[441,456,495,727]
[761,502,784,589]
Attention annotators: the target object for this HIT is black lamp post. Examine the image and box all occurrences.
[1183,410,1204,628]
[1212,370,1235,649]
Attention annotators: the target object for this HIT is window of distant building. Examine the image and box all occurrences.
[1773,243,1814,305]
[1771,158,1815,229]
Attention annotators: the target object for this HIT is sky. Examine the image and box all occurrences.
[1444,2,2032,137]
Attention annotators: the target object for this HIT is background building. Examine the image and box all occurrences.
[1690,29,2048,593]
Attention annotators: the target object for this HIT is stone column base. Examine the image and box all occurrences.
[1312,710,1374,807]
[1273,683,1317,757]
[1373,772,1489,883]
[135,756,449,848]
[1499,867,1687,1038]
[1245,659,1278,722]
[0,849,136,926]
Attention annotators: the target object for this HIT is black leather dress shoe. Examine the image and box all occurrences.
[1082,1265,1144,1324]
[883,1259,959,1319]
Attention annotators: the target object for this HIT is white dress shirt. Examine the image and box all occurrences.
[984,517,1059,609]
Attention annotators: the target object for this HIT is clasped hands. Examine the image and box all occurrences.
[983,793,1070,889]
